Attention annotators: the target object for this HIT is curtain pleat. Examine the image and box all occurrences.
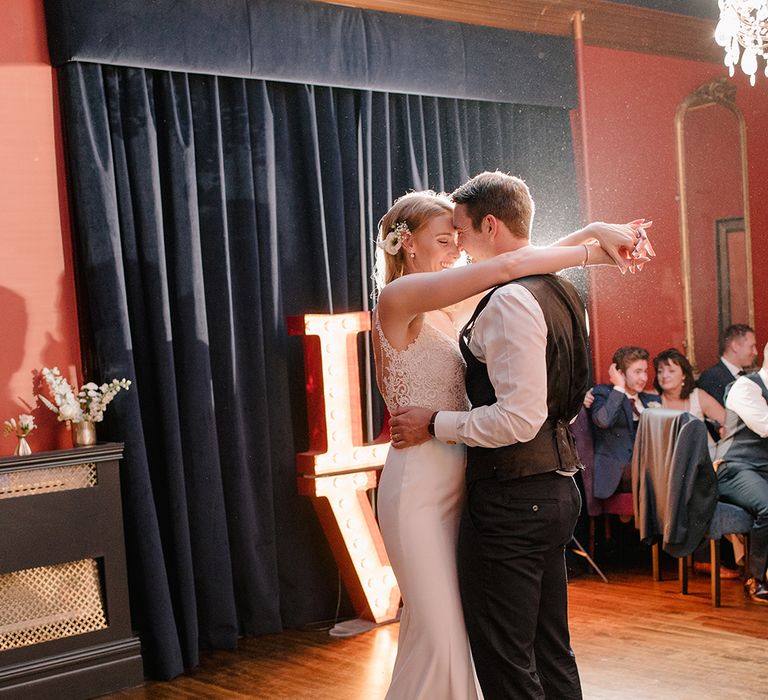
[57,62,580,679]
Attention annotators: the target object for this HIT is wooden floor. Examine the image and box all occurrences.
[103,565,768,699]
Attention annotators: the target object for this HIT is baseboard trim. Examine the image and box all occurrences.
[0,637,143,699]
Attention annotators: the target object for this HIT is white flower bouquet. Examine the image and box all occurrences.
[3,414,36,456]
[38,367,132,423]
[3,414,36,438]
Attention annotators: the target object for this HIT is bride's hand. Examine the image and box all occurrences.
[631,220,656,264]
[581,221,636,270]
[584,219,655,272]
[587,242,650,269]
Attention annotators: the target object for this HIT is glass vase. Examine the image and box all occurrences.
[73,420,97,447]
[15,435,32,456]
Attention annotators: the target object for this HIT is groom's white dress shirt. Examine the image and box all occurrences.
[434,284,548,448]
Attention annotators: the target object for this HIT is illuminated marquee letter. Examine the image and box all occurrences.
[289,312,399,623]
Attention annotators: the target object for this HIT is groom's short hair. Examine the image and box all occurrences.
[451,171,533,240]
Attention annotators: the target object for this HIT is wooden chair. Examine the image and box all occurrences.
[633,410,718,585]
[678,502,752,607]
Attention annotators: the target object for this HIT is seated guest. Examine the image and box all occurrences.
[653,348,725,459]
[698,324,758,406]
[715,341,768,604]
[654,348,740,578]
[589,346,659,499]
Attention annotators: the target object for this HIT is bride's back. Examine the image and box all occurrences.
[372,309,469,414]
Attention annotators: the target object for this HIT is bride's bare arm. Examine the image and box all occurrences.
[379,243,612,319]
[440,218,651,328]
[554,219,653,269]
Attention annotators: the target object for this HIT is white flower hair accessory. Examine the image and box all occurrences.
[376,221,410,256]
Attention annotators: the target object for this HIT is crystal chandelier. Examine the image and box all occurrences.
[715,1,768,85]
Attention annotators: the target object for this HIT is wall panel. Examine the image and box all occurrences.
[0,0,81,455]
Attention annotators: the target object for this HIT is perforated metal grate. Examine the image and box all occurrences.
[0,463,97,499]
[0,559,107,651]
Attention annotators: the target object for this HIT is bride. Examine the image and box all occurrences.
[372,189,650,699]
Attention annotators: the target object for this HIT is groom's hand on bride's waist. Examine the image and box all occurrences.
[389,407,433,449]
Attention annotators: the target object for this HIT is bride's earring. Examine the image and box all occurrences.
[409,252,415,258]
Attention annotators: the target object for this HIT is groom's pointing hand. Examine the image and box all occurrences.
[389,407,433,449]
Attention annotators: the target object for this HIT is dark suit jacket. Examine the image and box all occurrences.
[697,360,738,407]
[632,410,717,557]
[589,385,659,499]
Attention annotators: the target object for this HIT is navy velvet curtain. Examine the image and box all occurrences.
[44,0,577,108]
[56,62,579,679]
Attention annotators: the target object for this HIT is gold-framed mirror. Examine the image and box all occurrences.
[675,78,754,373]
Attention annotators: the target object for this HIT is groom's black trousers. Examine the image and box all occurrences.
[458,470,583,700]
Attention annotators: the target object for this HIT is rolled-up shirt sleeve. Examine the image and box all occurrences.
[434,284,548,447]
[725,369,768,438]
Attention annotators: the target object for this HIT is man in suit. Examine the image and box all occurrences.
[694,324,756,574]
[589,347,659,499]
[390,171,626,699]
[715,341,768,604]
[697,324,758,406]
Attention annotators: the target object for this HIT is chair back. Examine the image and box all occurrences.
[574,406,634,517]
[572,407,600,516]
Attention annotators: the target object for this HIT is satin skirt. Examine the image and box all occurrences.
[378,438,482,700]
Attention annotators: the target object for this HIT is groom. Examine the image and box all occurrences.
[391,171,589,699]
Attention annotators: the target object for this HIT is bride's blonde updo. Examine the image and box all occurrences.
[373,190,453,292]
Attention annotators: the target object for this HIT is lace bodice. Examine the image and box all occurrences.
[374,312,470,414]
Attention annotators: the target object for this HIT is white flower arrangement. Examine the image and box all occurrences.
[3,414,36,438]
[38,367,131,423]
[376,221,410,255]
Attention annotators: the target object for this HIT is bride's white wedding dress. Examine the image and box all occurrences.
[374,313,482,700]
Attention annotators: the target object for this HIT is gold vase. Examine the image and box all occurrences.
[73,420,97,447]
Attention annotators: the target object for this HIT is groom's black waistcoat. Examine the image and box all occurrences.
[460,274,590,481]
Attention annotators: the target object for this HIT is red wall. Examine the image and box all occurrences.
[579,45,768,384]
[0,0,81,455]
